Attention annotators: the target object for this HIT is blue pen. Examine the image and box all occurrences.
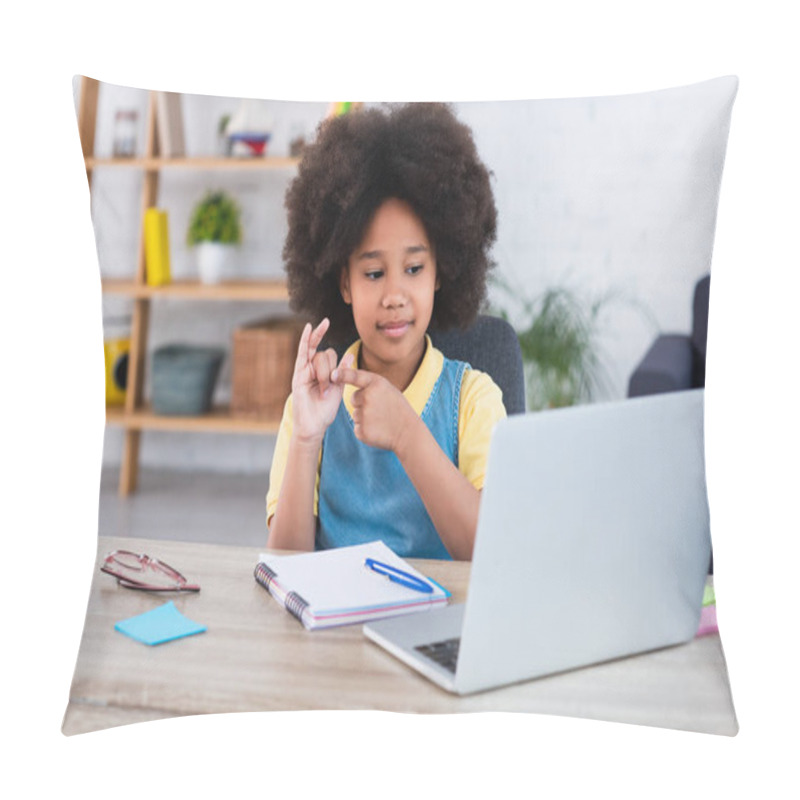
[365,558,434,594]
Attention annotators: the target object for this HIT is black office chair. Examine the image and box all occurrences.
[430,314,526,415]
[329,314,526,415]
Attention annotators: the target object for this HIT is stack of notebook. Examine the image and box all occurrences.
[254,540,450,630]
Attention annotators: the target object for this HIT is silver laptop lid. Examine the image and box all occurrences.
[455,389,711,694]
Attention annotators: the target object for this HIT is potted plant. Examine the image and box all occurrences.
[491,274,647,410]
[186,191,243,284]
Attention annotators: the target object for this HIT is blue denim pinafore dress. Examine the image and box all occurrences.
[316,357,468,560]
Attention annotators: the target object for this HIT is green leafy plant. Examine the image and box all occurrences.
[490,274,632,411]
[186,191,243,245]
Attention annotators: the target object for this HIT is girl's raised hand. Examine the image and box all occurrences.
[291,319,353,444]
[331,365,415,453]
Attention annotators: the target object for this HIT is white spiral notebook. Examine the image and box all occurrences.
[254,541,451,630]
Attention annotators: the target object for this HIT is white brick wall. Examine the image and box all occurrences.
[85,79,733,473]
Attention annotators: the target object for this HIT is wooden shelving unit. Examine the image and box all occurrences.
[78,77,298,496]
[85,156,299,170]
[101,277,290,301]
[104,405,281,434]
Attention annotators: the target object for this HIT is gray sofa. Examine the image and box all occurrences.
[628,274,709,397]
[628,274,713,573]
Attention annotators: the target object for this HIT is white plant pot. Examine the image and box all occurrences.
[196,242,233,284]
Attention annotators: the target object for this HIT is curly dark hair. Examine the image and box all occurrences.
[282,103,498,344]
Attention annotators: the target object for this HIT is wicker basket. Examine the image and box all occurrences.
[231,317,305,418]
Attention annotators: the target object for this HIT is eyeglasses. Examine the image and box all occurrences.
[101,550,200,592]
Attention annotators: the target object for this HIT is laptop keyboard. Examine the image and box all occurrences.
[415,637,461,674]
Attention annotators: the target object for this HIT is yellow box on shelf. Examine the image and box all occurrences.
[104,336,129,405]
[144,208,172,286]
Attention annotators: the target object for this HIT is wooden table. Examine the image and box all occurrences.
[63,536,738,736]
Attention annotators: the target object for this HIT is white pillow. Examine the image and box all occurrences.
[70,76,738,739]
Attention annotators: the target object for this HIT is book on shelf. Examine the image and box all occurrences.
[254,540,450,630]
[155,91,186,158]
[144,208,172,286]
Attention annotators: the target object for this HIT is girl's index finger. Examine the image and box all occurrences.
[294,322,312,369]
[295,318,328,371]
[306,318,330,361]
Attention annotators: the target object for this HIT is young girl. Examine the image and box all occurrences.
[266,103,505,560]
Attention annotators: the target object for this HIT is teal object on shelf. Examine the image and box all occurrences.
[151,345,225,415]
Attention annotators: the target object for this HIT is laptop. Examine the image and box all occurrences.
[363,388,712,695]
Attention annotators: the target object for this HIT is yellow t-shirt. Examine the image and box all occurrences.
[265,335,507,526]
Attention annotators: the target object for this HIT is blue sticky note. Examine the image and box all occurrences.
[115,601,206,645]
